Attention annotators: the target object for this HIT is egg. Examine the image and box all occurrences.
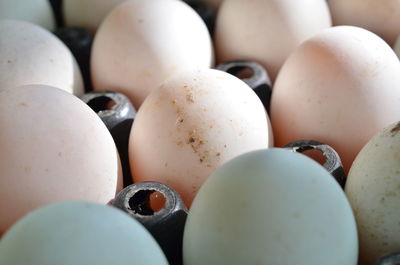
[328,0,400,46]
[0,0,55,30]
[215,0,331,81]
[0,201,168,265]
[183,148,358,265]
[129,69,271,206]
[91,0,213,109]
[0,20,84,95]
[345,121,400,265]
[63,0,126,33]
[0,85,119,235]
[270,26,400,173]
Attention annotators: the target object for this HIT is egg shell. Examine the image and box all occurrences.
[329,0,400,46]
[130,69,271,206]
[270,26,400,173]
[63,0,126,33]
[345,121,400,265]
[215,0,331,81]
[0,85,119,235]
[0,201,168,265]
[183,148,358,265]
[0,20,84,95]
[0,0,55,30]
[91,0,213,109]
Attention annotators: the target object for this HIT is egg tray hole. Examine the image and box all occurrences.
[128,190,166,216]
[226,66,254,79]
[301,148,327,166]
[87,96,117,113]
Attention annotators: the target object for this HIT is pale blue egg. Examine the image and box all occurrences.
[0,201,168,265]
[183,148,358,265]
[0,0,55,30]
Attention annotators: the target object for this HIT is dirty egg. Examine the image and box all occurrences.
[346,121,400,265]
[129,68,271,207]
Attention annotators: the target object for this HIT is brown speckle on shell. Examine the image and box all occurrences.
[390,122,400,136]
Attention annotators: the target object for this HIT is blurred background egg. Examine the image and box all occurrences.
[63,0,126,33]
[0,201,168,265]
[0,85,119,236]
[183,148,358,265]
[91,0,214,109]
[0,0,55,30]
[346,122,400,265]
[215,0,331,81]
[0,20,83,95]
[129,69,271,207]
[328,0,400,46]
[270,26,400,173]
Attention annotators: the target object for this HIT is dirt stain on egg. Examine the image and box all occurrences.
[390,122,400,136]
[184,85,195,103]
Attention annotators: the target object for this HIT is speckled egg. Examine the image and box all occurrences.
[346,121,400,265]
[130,69,271,207]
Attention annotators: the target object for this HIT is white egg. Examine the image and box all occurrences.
[215,0,331,81]
[0,0,55,30]
[0,85,119,235]
[183,148,358,265]
[91,0,213,108]
[0,201,168,265]
[346,121,400,265]
[0,20,83,95]
[63,0,126,32]
[130,69,271,206]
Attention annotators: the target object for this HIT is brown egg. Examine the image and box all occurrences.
[270,26,400,173]
[0,85,119,235]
